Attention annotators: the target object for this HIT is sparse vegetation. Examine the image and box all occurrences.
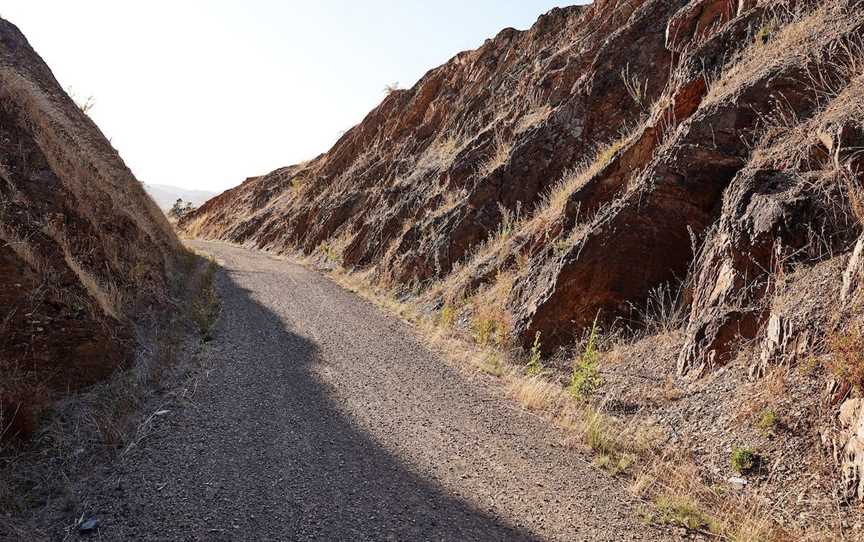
[479,129,511,177]
[756,409,779,436]
[756,19,781,45]
[653,494,717,533]
[621,63,649,110]
[826,323,864,392]
[472,315,497,347]
[569,317,602,401]
[320,242,339,263]
[525,332,543,376]
[290,176,307,193]
[190,257,221,341]
[438,303,456,329]
[731,447,759,474]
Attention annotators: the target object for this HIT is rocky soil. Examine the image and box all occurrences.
[183,0,864,536]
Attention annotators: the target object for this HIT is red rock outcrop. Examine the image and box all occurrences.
[185,0,864,370]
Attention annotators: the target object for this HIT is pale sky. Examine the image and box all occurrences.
[2,1,581,191]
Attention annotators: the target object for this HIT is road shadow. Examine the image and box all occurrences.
[68,258,541,541]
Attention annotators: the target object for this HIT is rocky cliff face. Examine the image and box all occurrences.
[0,18,181,438]
[185,0,863,360]
[184,0,864,505]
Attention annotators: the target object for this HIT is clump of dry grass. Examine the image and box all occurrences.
[189,257,221,341]
[479,129,512,177]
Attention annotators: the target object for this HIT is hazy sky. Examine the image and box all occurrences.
[2,1,581,191]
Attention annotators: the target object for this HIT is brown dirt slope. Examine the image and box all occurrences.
[0,17,181,439]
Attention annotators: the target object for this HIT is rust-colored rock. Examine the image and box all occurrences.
[185,0,864,372]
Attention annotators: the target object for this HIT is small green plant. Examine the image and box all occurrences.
[654,495,718,532]
[584,408,616,456]
[756,409,778,436]
[595,451,636,475]
[569,316,602,400]
[320,243,338,263]
[525,332,543,376]
[731,447,759,474]
[439,304,456,329]
[473,317,496,347]
[480,353,504,377]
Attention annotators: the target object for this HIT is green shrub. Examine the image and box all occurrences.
[756,409,778,435]
[731,447,759,474]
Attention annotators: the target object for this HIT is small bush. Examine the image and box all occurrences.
[290,177,306,193]
[438,304,456,329]
[320,243,338,263]
[525,332,543,376]
[584,408,616,456]
[731,447,759,474]
[569,317,602,400]
[756,409,778,436]
[473,317,496,346]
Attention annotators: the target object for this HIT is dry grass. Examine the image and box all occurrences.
[526,132,631,237]
[479,129,512,177]
[826,322,864,392]
[308,253,833,541]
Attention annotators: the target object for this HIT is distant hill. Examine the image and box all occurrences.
[145,184,216,210]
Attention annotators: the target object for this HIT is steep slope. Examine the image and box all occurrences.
[0,18,181,438]
[184,0,863,357]
[184,0,681,281]
[184,0,864,531]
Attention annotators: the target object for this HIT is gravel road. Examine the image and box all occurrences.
[64,241,671,541]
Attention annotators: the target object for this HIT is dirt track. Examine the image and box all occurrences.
[64,241,671,541]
